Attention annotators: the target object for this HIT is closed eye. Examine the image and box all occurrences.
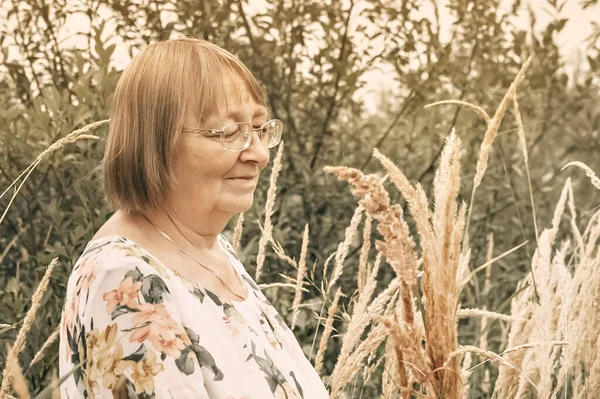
[203,130,220,138]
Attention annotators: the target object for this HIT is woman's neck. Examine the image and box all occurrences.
[138,204,232,252]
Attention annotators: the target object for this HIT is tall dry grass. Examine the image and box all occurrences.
[495,177,600,398]
[255,140,285,281]
[324,130,470,398]
[0,258,57,398]
[2,56,600,399]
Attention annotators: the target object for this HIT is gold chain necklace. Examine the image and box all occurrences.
[142,214,248,302]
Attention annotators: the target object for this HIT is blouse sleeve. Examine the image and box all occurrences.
[76,254,211,399]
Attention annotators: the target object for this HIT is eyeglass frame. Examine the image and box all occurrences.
[181,119,283,152]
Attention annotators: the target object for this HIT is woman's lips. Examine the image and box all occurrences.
[226,176,257,188]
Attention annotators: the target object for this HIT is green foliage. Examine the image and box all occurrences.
[0,0,599,396]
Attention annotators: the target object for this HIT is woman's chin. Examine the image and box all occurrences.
[223,197,254,214]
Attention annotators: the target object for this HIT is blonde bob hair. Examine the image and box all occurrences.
[103,37,267,214]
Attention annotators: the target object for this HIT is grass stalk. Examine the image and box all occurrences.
[232,212,244,252]
[255,141,284,281]
[315,288,342,374]
[291,224,310,329]
[0,258,58,398]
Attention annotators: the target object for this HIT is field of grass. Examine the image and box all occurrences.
[1,54,599,398]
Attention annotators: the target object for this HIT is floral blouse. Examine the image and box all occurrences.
[59,234,329,399]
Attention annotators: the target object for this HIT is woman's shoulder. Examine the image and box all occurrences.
[61,235,182,342]
[73,234,173,281]
[59,235,211,398]
[62,235,178,328]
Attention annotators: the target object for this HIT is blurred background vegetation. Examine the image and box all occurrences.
[0,0,599,396]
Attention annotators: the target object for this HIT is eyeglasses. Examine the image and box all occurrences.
[181,119,283,152]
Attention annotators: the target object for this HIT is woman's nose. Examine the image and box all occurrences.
[239,130,270,168]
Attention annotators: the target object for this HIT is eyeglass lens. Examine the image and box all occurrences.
[222,121,282,150]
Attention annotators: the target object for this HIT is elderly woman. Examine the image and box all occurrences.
[59,38,329,399]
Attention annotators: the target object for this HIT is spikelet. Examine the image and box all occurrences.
[35,119,107,162]
[500,341,568,356]
[255,141,284,281]
[29,327,60,367]
[329,291,399,399]
[562,161,600,191]
[421,131,465,396]
[270,238,297,268]
[329,278,400,397]
[315,288,342,374]
[373,148,435,255]
[4,346,30,399]
[457,308,522,322]
[232,212,244,252]
[380,317,409,392]
[380,334,398,399]
[425,100,490,122]
[379,315,430,396]
[322,252,335,288]
[0,120,104,226]
[423,57,532,190]
[0,258,58,397]
[423,57,533,254]
[335,254,383,368]
[494,179,594,397]
[512,95,529,164]
[291,224,309,329]
[494,278,535,396]
[375,133,464,364]
[447,345,528,377]
[328,130,467,397]
[0,120,105,202]
[323,166,418,285]
[551,204,600,395]
[357,215,372,291]
[473,56,533,188]
[329,323,389,399]
[258,282,300,290]
[328,205,363,292]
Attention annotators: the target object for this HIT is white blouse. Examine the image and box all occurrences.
[59,234,329,398]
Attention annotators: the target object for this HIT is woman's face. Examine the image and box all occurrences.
[166,71,270,219]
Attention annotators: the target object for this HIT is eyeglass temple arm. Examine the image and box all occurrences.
[182,121,275,136]
[181,127,222,136]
